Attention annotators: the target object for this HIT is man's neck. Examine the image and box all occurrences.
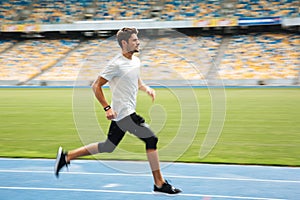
[122,51,134,60]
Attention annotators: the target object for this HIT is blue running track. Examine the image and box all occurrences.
[0,158,300,200]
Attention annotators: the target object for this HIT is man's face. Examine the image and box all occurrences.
[124,33,140,53]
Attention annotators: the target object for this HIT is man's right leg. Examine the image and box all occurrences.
[66,142,99,163]
[55,121,125,177]
[68,121,126,161]
[54,143,99,177]
[55,143,99,178]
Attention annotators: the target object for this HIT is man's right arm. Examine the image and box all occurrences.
[92,76,116,120]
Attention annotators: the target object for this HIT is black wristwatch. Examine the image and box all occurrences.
[104,105,111,111]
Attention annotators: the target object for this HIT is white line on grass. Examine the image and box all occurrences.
[0,158,298,170]
[0,186,286,200]
[0,169,299,184]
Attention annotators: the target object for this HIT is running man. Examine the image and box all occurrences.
[55,27,182,195]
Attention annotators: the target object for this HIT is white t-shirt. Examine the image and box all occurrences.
[100,53,140,121]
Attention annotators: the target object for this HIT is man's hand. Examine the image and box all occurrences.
[138,78,156,102]
[146,87,156,102]
[105,109,117,120]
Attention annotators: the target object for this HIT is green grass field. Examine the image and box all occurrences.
[0,87,300,166]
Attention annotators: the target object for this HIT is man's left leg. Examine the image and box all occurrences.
[118,113,181,194]
[142,131,182,194]
[146,149,164,187]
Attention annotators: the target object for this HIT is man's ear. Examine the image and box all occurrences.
[121,40,127,48]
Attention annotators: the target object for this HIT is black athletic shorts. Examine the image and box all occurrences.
[104,113,157,150]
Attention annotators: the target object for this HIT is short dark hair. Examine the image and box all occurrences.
[116,27,138,48]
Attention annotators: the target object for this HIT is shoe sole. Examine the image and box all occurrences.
[54,146,63,178]
[152,191,181,196]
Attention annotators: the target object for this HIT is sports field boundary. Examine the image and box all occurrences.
[1,85,300,89]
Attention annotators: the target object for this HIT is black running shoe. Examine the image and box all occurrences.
[153,180,182,195]
[54,146,68,178]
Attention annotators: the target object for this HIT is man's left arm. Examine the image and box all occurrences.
[138,78,156,102]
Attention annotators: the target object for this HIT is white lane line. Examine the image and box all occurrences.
[0,169,299,184]
[0,186,286,200]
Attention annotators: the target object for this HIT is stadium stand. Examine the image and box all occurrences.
[235,0,300,18]
[161,0,222,20]
[35,38,116,83]
[0,40,17,53]
[218,33,300,80]
[0,39,80,83]
[140,35,221,80]
[32,35,221,84]
[94,0,154,20]
[21,0,94,24]
[1,0,299,23]
[1,0,154,23]
[0,1,299,86]
[0,0,31,24]
[1,32,299,85]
